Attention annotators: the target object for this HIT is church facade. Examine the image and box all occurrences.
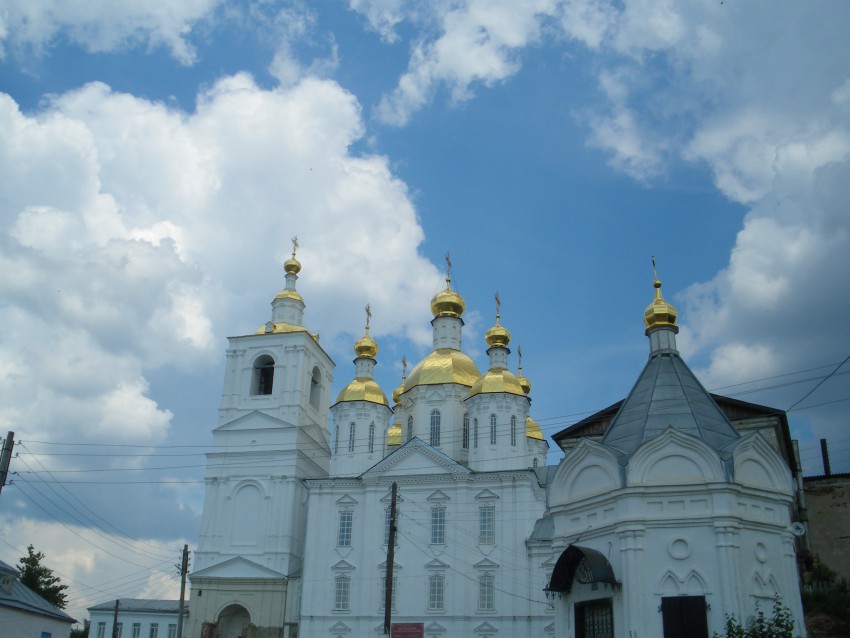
[188,250,806,638]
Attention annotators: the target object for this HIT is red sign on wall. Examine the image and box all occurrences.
[391,623,424,638]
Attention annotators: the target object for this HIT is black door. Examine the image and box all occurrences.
[661,596,709,638]
[575,598,614,638]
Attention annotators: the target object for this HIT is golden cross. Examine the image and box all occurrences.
[291,235,299,257]
[518,344,523,369]
[494,291,501,318]
[445,252,452,283]
[652,255,657,280]
[365,303,372,330]
[402,356,408,379]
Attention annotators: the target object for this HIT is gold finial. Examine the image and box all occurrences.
[494,291,501,324]
[353,302,378,359]
[365,303,372,333]
[284,236,302,274]
[430,252,465,318]
[517,344,523,371]
[445,251,453,287]
[516,344,531,394]
[652,254,657,281]
[485,291,510,348]
[402,355,408,380]
[644,256,678,334]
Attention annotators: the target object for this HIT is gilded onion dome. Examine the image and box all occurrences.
[334,378,389,407]
[468,368,525,397]
[405,349,480,390]
[430,277,465,319]
[387,421,402,446]
[526,415,544,440]
[284,255,301,275]
[392,382,405,404]
[484,316,510,348]
[517,372,531,395]
[644,277,678,335]
[354,331,378,359]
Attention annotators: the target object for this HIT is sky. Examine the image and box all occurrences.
[1,0,849,625]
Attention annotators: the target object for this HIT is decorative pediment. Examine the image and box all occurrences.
[336,494,359,505]
[425,558,450,569]
[426,388,446,402]
[549,438,620,508]
[474,558,500,569]
[474,621,498,633]
[544,621,555,633]
[475,489,499,501]
[427,489,450,502]
[628,427,725,486]
[425,621,446,633]
[328,621,351,633]
[331,560,355,571]
[215,410,293,432]
[189,556,285,580]
[733,432,793,493]
[377,560,402,570]
[362,438,471,478]
[380,491,405,504]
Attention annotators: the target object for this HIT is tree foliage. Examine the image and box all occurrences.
[713,599,796,638]
[71,619,91,638]
[17,544,69,609]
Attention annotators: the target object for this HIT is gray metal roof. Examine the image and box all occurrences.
[88,599,183,614]
[0,559,76,623]
[601,352,740,460]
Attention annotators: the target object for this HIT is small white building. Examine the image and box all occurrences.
[545,277,806,637]
[88,599,185,638]
[0,559,75,638]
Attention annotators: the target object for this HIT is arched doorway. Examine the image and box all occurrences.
[217,603,250,638]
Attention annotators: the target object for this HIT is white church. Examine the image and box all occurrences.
[187,248,807,638]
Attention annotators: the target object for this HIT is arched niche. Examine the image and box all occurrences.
[216,603,251,638]
[628,428,725,486]
[251,354,275,395]
[733,433,793,493]
[549,439,620,508]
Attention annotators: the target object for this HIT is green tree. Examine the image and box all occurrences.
[714,599,796,638]
[71,619,91,638]
[17,544,69,609]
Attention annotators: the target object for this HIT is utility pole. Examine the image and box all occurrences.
[111,599,120,638]
[0,431,14,497]
[383,481,398,636]
[176,544,189,638]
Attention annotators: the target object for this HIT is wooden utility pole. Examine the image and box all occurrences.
[111,599,120,638]
[176,544,189,638]
[383,481,398,636]
[0,431,14,497]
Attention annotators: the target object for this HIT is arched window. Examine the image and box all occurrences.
[430,409,441,447]
[348,422,356,453]
[473,418,479,449]
[334,426,339,454]
[310,366,321,409]
[251,355,275,395]
[407,415,413,442]
[510,415,517,447]
[462,413,469,449]
[490,414,497,445]
[368,422,375,453]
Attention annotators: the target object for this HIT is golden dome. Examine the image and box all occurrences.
[387,422,402,446]
[644,278,679,335]
[517,372,531,395]
[430,282,465,319]
[526,416,544,440]
[275,288,303,303]
[468,368,526,398]
[334,377,389,407]
[484,320,511,348]
[284,256,301,275]
[354,333,378,359]
[392,381,405,404]
[405,349,480,390]
[255,322,317,341]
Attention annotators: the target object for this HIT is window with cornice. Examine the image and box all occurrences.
[428,573,445,611]
[368,422,375,453]
[490,414,497,445]
[430,409,441,446]
[348,422,356,453]
[430,505,446,544]
[473,418,479,448]
[478,572,495,611]
[334,574,351,611]
[338,510,353,546]
[462,412,469,449]
[510,415,517,446]
[479,505,495,544]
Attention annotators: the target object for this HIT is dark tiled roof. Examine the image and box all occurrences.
[88,599,183,614]
[600,352,740,460]
[0,559,76,623]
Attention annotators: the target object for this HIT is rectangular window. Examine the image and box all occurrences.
[116,624,123,638]
[132,624,141,638]
[338,509,353,546]
[335,575,351,611]
[429,574,445,611]
[479,505,495,544]
[97,623,106,638]
[575,598,614,638]
[430,506,446,544]
[478,573,495,611]
[167,624,176,638]
[149,625,159,638]
[379,576,397,611]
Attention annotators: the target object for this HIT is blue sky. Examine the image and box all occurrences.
[1,0,849,623]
